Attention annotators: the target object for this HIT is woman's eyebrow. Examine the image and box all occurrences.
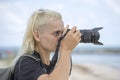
[54,30,63,33]
[53,29,62,32]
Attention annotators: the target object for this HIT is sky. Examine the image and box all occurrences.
[0,0,120,47]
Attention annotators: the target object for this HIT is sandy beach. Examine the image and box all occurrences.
[0,61,120,80]
[70,63,120,80]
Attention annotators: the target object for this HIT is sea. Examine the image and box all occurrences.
[0,46,120,69]
[71,53,120,69]
[50,46,120,69]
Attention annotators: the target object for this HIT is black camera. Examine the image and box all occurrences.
[63,27,103,45]
[51,27,103,73]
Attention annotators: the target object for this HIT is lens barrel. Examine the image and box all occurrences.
[64,27,103,45]
[80,27,103,45]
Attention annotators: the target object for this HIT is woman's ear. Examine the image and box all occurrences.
[33,31,41,42]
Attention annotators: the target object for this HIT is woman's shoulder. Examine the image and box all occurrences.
[16,54,41,66]
[23,54,41,61]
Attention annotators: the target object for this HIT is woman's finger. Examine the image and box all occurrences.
[70,26,76,33]
[63,24,69,35]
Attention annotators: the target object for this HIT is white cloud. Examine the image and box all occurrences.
[44,3,65,12]
[0,0,120,47]
[0,1,28,46]
[0,1,28,33]
[105,0,120,16]
[87,12,102,25]
[71,0,98,6]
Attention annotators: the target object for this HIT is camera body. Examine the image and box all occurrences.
[63,27,103,45]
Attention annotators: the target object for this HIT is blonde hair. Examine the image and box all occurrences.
[12,9,62,65]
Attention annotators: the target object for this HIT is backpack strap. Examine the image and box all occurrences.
[18,54,46,80]
[24,54,47,72]
[24,55,40,62]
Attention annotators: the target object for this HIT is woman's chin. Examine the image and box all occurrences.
[51,46,59,52]
[50,48,56,52]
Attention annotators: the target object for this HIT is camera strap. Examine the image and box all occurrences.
[52,29,69,63]
[51,34,72,75]
[51,36,64,64]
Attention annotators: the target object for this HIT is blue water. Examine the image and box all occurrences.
[71,53,120,69]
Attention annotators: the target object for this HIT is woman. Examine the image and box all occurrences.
[13,9,81,80]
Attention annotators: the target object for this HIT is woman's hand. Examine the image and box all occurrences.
[60,25,81,54]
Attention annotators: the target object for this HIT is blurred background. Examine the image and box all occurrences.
[0,0,120,80]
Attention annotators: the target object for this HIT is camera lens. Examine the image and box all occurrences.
[63,27,103,45]
[80,27,103,45]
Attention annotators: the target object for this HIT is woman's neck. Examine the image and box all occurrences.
[35,46,50,65]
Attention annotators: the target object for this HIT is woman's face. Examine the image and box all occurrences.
[38,19,64,52]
